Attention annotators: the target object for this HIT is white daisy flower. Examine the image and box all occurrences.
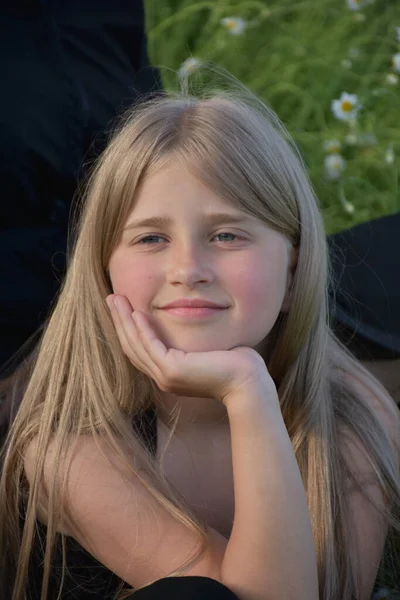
[325,154,346,180]
[385,145,395,165]
[343,201,355,215]
[338,187,355,214]
[220,17,247,35]
[345,133,358,145]
[396,27,400,43]
[331,92,362,122]
[386,73,399,85]
[346,0,367,10]
[353,13,366,22]
[178,57,202,79]
[392,53,400,73]
[324,139,342,154]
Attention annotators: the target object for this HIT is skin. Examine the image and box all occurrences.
[108,162,296,430]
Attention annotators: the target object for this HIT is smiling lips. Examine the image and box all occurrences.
[158,298,228,318]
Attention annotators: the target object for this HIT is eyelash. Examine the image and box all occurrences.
[136,232,243,245]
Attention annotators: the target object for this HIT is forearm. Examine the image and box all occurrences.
[221,387,318,600]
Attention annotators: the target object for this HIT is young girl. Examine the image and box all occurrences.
[1,79,399,600]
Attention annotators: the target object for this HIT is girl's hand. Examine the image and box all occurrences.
[106,294,277,406]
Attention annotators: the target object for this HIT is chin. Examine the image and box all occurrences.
[163,335,232,354]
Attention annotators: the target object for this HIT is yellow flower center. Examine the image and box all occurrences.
[226,20,237,30]
[341,100,353,112]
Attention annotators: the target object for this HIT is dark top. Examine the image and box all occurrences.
[27,407,157,599]
[25,408,239,599]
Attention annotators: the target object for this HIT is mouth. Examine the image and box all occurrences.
[158,306,227,319]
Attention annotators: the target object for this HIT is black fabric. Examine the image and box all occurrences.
[328,212,400,360]
[126,576,240,599]
[27,525,130,599]
[0,0,162,369]
[24,407,239,599]
[25,407,158,598]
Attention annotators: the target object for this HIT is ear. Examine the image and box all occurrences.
[281,245,298,313]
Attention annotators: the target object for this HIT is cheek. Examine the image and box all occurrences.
[230,253,289,349]
[108,254,156,306]
[230,255,287,313]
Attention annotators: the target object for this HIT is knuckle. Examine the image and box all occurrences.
[164,366,181,387]
[156,375,173,392]
[158,369,181,392]
[120,340,132,358]
[157,381,170,392]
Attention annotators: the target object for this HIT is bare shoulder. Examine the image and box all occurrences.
[339,365,400,447]
[23,434,110,535]
[23,434,146,528]
[336,364,400,481]
[335,366,400,599]
[23,433,228,588]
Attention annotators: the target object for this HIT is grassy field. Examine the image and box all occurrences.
[145,0,400,234]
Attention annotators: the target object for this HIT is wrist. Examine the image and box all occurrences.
[224,381,282,422]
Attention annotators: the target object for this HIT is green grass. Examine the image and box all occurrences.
[145,0,400,234]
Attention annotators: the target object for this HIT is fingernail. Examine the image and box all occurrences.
[105,296,114,310]
[114,296,123,310]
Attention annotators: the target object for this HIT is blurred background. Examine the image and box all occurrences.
[145,0,400,235]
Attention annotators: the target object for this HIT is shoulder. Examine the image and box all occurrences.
[23,434,143,536]
[24,432,228,588]
[338,366,400,489]
[335,366,399,599]
[338,365,400,449]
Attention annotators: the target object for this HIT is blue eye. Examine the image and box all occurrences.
[138,235,166,244]
[136,232,240,245]
[214,232,237,242]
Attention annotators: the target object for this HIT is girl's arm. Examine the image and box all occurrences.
[222,386,318,600]
[24,383,318,600]
[339,371,400,600]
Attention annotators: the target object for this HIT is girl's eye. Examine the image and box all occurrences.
[136,232,241,245]
[137,235,166,245]
[213,232,238,242]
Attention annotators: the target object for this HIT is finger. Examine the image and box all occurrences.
[106,295,133,355]
[106,295,149,374]
[132,311,170,364]
[112,297,166,382]
[133,312,190,385]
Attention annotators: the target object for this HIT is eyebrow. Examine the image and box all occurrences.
[123,212,252,231]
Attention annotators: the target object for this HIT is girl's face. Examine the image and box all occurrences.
[109,163,295,354]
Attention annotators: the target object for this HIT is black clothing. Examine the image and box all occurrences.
[126,576,240,600]
[329,212,400,360]
[24,407,239,599]
[0,1,162,369]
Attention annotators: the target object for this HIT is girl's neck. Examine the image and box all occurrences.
[157,393,230,432]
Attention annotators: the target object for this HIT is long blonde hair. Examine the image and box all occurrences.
[1,77,399,600]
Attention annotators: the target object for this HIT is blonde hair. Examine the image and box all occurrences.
[1,73,399,600]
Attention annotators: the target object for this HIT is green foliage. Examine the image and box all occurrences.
[145,0,400,234]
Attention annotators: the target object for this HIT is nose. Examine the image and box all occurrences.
[166,240,214,287]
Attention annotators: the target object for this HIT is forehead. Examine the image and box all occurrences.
[128,163,256,223]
